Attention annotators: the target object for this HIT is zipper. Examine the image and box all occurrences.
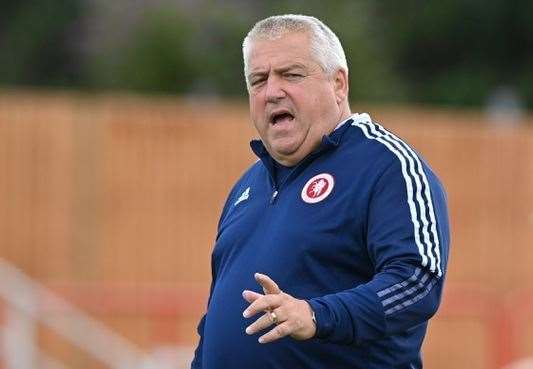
[263,165,279,205]
[270,190,279,204]
[268,151,322,204]
[264,125,345,205]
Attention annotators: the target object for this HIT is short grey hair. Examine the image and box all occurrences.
[242,14,348,88]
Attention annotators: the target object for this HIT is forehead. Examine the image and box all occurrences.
[247,32,316,71]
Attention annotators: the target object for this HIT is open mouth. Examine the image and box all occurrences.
[270,112,295,125]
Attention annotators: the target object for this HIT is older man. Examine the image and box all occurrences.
[191,14,449,369]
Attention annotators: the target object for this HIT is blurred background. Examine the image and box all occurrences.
[0,1,532,368]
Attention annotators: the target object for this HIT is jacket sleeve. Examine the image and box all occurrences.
[308,157,450,345]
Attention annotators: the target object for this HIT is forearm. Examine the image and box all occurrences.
[308,264,443,345]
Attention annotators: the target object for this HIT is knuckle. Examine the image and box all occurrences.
[262,317,271,328]
[287,318,296,329]
[257,297,269,310]
[276,325,288,337]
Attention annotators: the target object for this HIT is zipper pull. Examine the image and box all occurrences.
[270,190,279,204]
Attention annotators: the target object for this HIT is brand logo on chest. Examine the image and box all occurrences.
[301,173,335,204]
[234,187,250,206]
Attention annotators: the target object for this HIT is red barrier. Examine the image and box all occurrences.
[36,282,533,368]
[438,285,533,369]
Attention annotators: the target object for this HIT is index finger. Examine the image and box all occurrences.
[255,273,282,295]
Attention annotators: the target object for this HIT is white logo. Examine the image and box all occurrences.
[234,187,250,206]
[301,173,334,204]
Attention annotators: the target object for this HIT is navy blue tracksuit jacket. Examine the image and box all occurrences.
[192,113,450,369]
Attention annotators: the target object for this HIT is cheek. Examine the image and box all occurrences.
[249,94,265,116]
[249,98,260,120]
[249,97,268,134]
[298,85,328,111]
[303,95,328,120]
[311,88,336,116]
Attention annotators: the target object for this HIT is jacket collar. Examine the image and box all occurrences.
[250,115,355,162]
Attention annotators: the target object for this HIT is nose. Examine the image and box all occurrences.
[265,76,286,103]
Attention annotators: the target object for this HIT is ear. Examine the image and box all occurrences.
[332,68,349,104]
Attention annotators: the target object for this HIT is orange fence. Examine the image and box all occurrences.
[0,91,532,368]
[31,282,531,369]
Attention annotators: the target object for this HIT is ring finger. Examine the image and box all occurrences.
[245,309,283,335]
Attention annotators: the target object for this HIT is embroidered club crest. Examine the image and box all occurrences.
[301,173,334,204]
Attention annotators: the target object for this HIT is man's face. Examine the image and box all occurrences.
[247,32,345,166]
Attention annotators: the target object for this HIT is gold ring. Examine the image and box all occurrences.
[269,311,278,325]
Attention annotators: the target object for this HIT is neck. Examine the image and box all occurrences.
[330,103,352,132]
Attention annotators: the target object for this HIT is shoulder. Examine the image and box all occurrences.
[349,114,408,160]
[344,114,446,197]
[334,115,400,178]
[348,114,433,174]
[232,159,265,190]
[217,160,265,222]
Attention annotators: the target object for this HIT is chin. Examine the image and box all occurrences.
[272,145,298,157]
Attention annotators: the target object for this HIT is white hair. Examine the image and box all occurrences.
[242,14,348,89]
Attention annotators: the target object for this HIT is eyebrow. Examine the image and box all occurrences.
[248,63,307,80]
[274,63,306,73]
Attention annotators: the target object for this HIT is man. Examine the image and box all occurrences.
[191,14,449,369]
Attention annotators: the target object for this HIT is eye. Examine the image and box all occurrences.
[250,77,266,87]
[284,73,304,80]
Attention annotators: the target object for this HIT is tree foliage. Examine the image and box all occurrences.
[0,1,531,108]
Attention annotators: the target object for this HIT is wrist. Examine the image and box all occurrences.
[305,301,318,338]
[307,299,334,339]
[311,307,317,326]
